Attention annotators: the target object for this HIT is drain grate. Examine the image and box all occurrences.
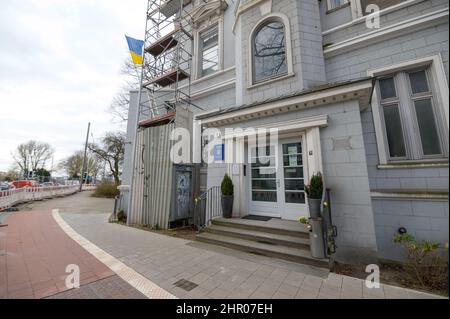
[173,279,198,291]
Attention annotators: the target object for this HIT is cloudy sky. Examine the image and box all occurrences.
[0,0,147,172]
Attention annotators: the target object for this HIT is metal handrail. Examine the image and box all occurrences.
[194,186,222,230]
[321,188,337,257]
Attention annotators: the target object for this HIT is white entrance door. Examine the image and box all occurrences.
[278,139,308,220]
[248,137,308,220]
[248,143,280,217]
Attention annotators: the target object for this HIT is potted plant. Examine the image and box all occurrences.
[221,174,234,218]
[298,216,312,231]
[304,172,323,219]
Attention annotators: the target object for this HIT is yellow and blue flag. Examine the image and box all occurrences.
[125,35,144,65]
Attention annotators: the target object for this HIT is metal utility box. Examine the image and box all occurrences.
[170,164,200,223]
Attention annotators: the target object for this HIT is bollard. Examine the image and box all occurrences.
[113,196,119,221]
[309,217,326,259]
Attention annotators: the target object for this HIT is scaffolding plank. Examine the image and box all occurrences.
[160,0,191,18]
[139,111,176,127]
[145,28,179,56]
[144,68,189,87]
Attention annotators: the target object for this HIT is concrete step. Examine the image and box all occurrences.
[205,225,310,249]
[212,217,309,238]
[196,232,329,269]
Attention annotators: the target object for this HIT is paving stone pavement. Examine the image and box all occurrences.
[16,191,446,299]
[0,209,115,299]
[46,275,147,299]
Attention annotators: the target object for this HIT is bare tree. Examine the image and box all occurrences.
[59,151,103,180]
[87,155,103,182]
[109,59,140,123]
[59,151,83,179]
[110,87,132,122]
[88,132,125,185]
[0,166,20,181]
[12,140,54,177]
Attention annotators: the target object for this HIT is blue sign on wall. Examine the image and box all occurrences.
[213,144,224,161]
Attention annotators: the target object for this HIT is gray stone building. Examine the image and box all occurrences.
[122,0,449,264]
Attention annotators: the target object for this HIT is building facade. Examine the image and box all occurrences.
[122,0,449,264]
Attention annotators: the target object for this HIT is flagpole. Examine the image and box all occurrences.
[126,33,147,225]
[126,60,144,226]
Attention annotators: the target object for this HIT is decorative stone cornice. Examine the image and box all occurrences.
[191,0,228,27]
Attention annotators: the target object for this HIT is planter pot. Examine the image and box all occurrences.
[221,195,233,218]
[308,198,321,218]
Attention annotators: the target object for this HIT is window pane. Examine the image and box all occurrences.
[414,99,441,155]
[383,104,406,158]
[250,156,276,168]
[379,77,396,99]
[282,143,301,155]
[283,167,304,178]
[252,179,276,190]
[253,21,287,82]
[201,28,218,76]
[283,155,302,167]
[409,71,429,94]
[329,0,348,10]
[252,191,277,202]
[251,168,276,179]
[284,179,304,191]
[285,192,305,204]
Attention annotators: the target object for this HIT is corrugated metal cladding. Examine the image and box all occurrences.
[130,123,174,229]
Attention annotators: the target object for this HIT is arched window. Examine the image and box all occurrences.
[252,20,288,83]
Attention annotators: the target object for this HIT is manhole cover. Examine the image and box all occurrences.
[173,279,198,291]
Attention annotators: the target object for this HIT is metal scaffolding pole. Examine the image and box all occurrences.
[127,0,195,226]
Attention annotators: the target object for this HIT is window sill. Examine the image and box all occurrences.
[377,160,449,169]
[192,66,235,84]
[326,2,351,15]
[247,73,295,90]
[371,190,448,200]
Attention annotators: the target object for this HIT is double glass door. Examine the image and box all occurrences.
[249,138,308,220]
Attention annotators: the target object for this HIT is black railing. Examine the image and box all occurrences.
[322,188,337,257]
[194,186,222,230]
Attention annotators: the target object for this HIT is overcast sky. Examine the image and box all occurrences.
[0,0,147,172]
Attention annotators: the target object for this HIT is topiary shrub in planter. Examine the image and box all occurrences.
[221,174,234,218]
[305,172,323,218]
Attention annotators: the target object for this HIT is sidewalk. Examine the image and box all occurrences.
[4,191,444,299]
[55,195,442,299]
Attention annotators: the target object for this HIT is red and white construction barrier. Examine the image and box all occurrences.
[0,185,79,212]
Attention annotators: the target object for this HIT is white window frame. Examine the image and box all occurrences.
[326,0,350,12]
[368,55,449,165]
[199,25,219,77]
[247,13,294,88]
[193,16,224,80]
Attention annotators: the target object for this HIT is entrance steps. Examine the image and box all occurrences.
[196,217,329,269]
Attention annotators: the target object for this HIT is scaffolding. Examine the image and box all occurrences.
[141,0,194,120]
